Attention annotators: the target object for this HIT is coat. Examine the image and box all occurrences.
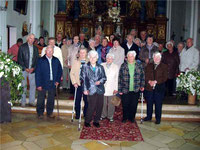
[118,61,145,94]
[17,42,39,72]
[80,62,107,95]
[122,42,139,59]
[145,62,168,92]
[102,63,119,96]
[35,56,62,90]
[97,45,111,64]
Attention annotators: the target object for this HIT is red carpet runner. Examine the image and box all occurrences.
[80,106,143,141]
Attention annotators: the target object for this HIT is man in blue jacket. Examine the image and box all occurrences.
[35,45,62,119]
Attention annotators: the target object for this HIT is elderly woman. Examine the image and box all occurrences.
[101,53,119,122]
[109,38,125,68]
[162,41,180,96]
[81,50,106,128]
[70,48,88,119]
[118,51,145,123]
[144,52,168,124]
[88,39,96,51]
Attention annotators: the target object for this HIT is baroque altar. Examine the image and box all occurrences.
[55,0,167,43]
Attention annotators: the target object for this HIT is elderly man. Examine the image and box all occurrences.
[79,33,89,49]
[70,48,88,119]
[41,37,63,68]
[18,34,39,107]
[95,34,102,50]
[179,38,199,72]
[35,45,62,119]
[55,33,63,48]
[139,35,159,67]
[118,51,145,123]
[97,38,111,64]
[81,50,106,128]
[144,52,168,124]
[177,42,185,55]
[122,34,139,58]
[101,53,119,122]
[8,38,23,62]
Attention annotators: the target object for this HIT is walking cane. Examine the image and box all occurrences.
[56,85,60,119]
[71,87,77,122]
[140,92,144,124]
[78,96,83,131]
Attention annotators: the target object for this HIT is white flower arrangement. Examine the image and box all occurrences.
[176,69,200,96]
[0,52,24,104]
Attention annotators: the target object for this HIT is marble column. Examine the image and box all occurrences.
[49,0,56,37]
[166,0,172,41]
[0,0,7,53]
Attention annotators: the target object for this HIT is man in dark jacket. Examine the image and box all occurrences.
[35,45,62,119]
[18,33,39,107]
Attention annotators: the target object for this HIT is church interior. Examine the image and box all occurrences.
[0,0,200,150]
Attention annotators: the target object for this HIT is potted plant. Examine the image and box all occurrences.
[0,52,24,105]
[176,69,200,104]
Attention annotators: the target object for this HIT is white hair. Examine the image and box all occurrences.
[89,38,95,44]
[165,41,173,49]
[26,33,35,41]
[88,50,98,59]
[153,52,162,58]
[127,51,136,57]
[134,38,141,44]
[106,53,115,59]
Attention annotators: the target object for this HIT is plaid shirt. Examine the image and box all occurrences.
[118,61,145,94]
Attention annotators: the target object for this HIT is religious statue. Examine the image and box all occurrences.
[22,21,28,37]
[146,0,156,19]
[129,0,141,17]
[66,0,74,16]
[79,0,90,17]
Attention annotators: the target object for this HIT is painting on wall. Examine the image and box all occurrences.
[13,0,28,15]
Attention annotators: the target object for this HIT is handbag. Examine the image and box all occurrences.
[111,96,121,106]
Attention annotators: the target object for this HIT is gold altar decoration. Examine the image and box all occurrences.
[129,0,141,17]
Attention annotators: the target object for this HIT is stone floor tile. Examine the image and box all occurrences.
[183,131,199,139]
[22,141,42,150]
[140,129,158,139]
[34,137,61,148]
[72,139,91,145]
[158,125,173,132]
[145,138,168,148]
[43,144,70,150]
[138,124,158,132]
[71,144,88,150]
[83,141,110,150]
[26,134,52,142]
[120,141,138,147]
[105,146,121,150]
[131,142,158,150]
[157,148,170,150]
[121,147,137,150]
[194,135,200,142]
[151,134,175,144]
[21,128,42,138]
[3,145,26,150]
[160,131,184,140]
[177,143,200,150]
[0,134,15,144]
[0,141,22,149]
[167,139,186,148]
[167,128,185,137]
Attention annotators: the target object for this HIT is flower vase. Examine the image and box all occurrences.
[188,93,196,105]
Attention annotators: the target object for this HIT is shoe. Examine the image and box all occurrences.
[93,122,100,128]
[38,115,44,119]
[129,119,135,123]
[155,121,160,124]
[109,119,114,122]
[122,119,127,123]
[47,114,55,118]
[100,117,106,120]
[75,116,80,119]
[84,122,91,127]
[143,117,151,121]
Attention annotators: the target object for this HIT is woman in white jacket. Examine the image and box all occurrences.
[101,53,119,122]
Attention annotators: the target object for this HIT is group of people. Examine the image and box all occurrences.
[7,29,199,126]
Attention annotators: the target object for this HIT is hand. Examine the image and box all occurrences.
[37,86,42,91]
[29,68,34,73]
[74,83,78,88]
[83,91,89,95]
[25,68,30,73]
[140,87,144,91]
[95,81,100,85]
[119,92,123,95]
[65,59,68,65]
[113,90,118,95]
[55,82,59,88]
